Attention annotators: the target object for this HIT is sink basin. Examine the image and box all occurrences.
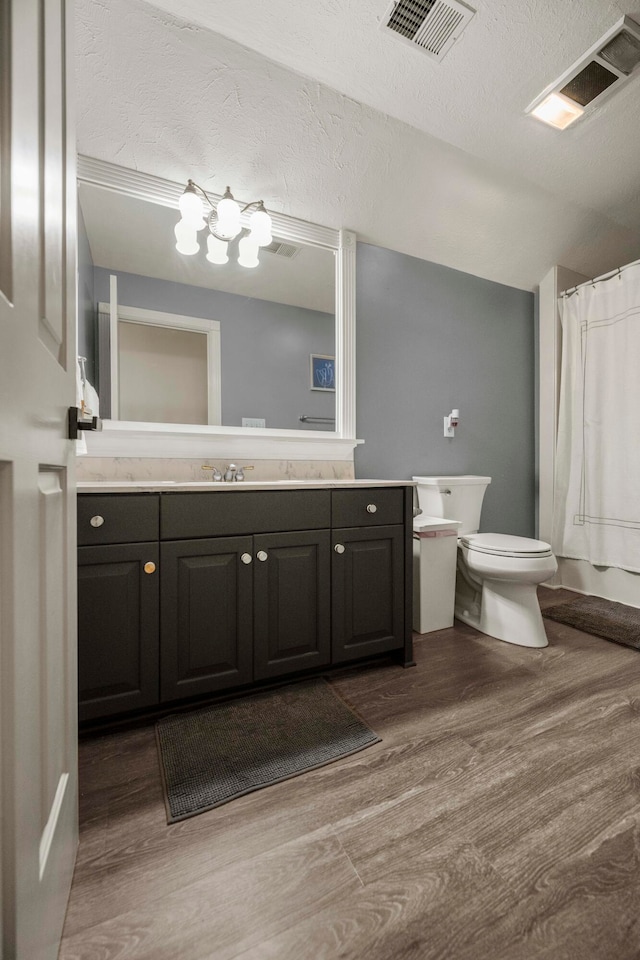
[172,479,314,487]
[77,479,349,491]
[77,479,177,487]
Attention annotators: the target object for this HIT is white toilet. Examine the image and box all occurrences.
[412,476,557,648]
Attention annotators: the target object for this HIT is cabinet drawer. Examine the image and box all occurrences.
[78,495,160,546]
[161,489,331,540]
[331,488,404,528]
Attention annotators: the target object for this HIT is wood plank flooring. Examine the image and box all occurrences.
[59,587,640,960]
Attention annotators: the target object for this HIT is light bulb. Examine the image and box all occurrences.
[249,207,272,247]
[178,185,204,227]
[529,93,583,129]
[206,235,229,265]
[238,235,259,268]
[215,188,241,240]
[174,219,199,256]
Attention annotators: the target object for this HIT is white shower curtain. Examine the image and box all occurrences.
[553,261,640,573]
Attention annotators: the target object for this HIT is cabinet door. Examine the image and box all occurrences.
[254,530,331,680]
[161,536,253,700]
[332,525,405,664]
[78,542,159,721]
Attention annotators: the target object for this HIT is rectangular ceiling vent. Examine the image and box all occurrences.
[262,239,300,260]
[380,0,476,62]
[526,15,640,129]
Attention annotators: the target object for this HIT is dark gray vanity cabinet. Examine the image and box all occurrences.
[77,495,161,721]
[77,542,160,721]
[77,485,413,723]
[160,528,331,699]
[253,529,331,680]
[160,536,253,701]
[330,489,406,663]
[331,525,405,664]
[161,491,333,692]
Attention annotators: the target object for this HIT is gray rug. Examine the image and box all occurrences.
[156,678,381,822]
[543,594,640,651]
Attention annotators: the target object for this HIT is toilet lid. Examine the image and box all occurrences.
[461,533,553,558]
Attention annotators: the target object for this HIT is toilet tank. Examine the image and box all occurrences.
[412,476,491,535]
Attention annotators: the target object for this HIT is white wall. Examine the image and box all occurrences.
[118,322,209,425]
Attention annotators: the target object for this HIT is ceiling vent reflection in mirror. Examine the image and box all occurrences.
[263,240,300,260]
[380,0,476,62]
[176,181,273,269]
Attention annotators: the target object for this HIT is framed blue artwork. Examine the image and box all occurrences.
[310,354,335,391]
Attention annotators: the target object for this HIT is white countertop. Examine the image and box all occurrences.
[77,479,415,494]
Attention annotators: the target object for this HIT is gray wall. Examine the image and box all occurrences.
[78,208,96,385]
[355,243,535,537]
[92,269,335,430]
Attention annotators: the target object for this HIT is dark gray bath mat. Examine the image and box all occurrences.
[156,678,381,822]
[543,595,640,651]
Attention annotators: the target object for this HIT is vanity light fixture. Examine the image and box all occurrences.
[174,181,273,268]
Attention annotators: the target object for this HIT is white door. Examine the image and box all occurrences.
[0,1,78,958]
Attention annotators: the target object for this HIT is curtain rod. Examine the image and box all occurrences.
[560,256,640,298]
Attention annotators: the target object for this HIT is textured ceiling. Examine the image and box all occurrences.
[144,0,640,232]
[75,0,640,291]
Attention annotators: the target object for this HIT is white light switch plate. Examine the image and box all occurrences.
[242,417,266,428]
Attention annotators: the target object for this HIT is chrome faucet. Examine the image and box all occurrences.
[224,463,237,482]
[201,463,222,481]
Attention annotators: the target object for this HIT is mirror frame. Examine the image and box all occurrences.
[77,155,360,460]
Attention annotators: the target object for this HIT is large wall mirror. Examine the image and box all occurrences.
[77,157,357,458]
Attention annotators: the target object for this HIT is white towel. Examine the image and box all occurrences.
[83,378,100,419]
[75,360,100,456]
[75,361,88,456]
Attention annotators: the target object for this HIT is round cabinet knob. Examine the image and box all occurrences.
[143,561,156,574]
[90,515,104,528]
[240,553,253,565]
[366,503,377,514]
[334,543,345,554]
[257,550,268,562]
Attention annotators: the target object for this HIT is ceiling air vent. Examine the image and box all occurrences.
[526,15,640,129]
[380,0,475,62]
[262,239,300,260]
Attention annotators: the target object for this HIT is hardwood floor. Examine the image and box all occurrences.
[59,587,640,960]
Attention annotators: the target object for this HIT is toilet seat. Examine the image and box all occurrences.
[460,533,553,559]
